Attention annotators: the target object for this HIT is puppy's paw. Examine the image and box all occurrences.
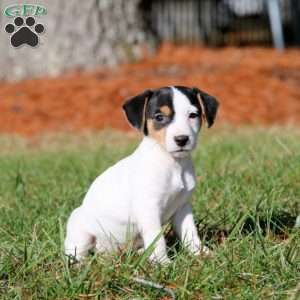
[188,244,212,257]
[199,245,212,257]
[149,253,171,265]
[65,253,82,266]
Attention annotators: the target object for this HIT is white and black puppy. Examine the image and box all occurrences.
[65,86,219,264]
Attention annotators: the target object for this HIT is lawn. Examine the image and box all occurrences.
[0,128,299,300]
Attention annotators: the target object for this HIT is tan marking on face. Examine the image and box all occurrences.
[141,96,150,132]
[196,93,206,126]
[147,119,167,146]
[160,105,172,116]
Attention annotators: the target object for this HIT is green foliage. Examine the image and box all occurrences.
[0,128,299,299]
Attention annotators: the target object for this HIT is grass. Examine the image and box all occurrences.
[0,127,299,299]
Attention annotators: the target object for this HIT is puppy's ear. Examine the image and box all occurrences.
[193,87,219,128]
[122,89,153,134]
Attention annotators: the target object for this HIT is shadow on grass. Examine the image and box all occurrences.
[166,210,298,252]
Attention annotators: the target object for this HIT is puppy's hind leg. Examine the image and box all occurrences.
[64,207,95,261]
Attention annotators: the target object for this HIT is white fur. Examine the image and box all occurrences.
[165,87,200,158]
[65,87,209,263]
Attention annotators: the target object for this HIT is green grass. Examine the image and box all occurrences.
[0,127,299,300]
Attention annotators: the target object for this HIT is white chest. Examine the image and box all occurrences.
[160,162,196,223]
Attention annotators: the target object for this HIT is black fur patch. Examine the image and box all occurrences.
[122,89,153,133]
[192,87,219,128]
[174,85,202,113]
[175,85,219,128]
[145,87,174,131]
[123,87,174,134]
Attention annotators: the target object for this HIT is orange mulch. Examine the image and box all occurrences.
[0,44,300,136]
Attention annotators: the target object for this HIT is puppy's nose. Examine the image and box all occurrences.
[174,135,189,147]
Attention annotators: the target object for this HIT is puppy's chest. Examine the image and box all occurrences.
[160,165,196,222]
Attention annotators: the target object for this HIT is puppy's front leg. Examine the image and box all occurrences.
[137,212,170,264]
[172,202,210,255]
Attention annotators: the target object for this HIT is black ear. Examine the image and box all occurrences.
[122,89,153,133]
[193,87,219,128]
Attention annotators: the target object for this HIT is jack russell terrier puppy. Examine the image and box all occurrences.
[65,86,219,264]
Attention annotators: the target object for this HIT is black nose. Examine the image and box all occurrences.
[174,135,189,147]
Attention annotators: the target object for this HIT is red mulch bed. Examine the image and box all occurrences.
[1,44,300,136]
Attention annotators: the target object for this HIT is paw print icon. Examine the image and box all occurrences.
[5,16,45,48]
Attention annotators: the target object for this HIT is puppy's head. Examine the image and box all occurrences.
[123,86,219,158]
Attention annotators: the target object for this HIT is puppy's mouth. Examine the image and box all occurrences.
[174,146,193,152]
[171,148,191,155]
[174,149,188,153]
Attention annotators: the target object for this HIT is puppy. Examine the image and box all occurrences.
[65,86,219,264]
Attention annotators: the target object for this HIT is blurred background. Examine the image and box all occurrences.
[0,0,300,136]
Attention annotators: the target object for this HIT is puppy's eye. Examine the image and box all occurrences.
[189,112,199,119]
[154,113,166,122]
